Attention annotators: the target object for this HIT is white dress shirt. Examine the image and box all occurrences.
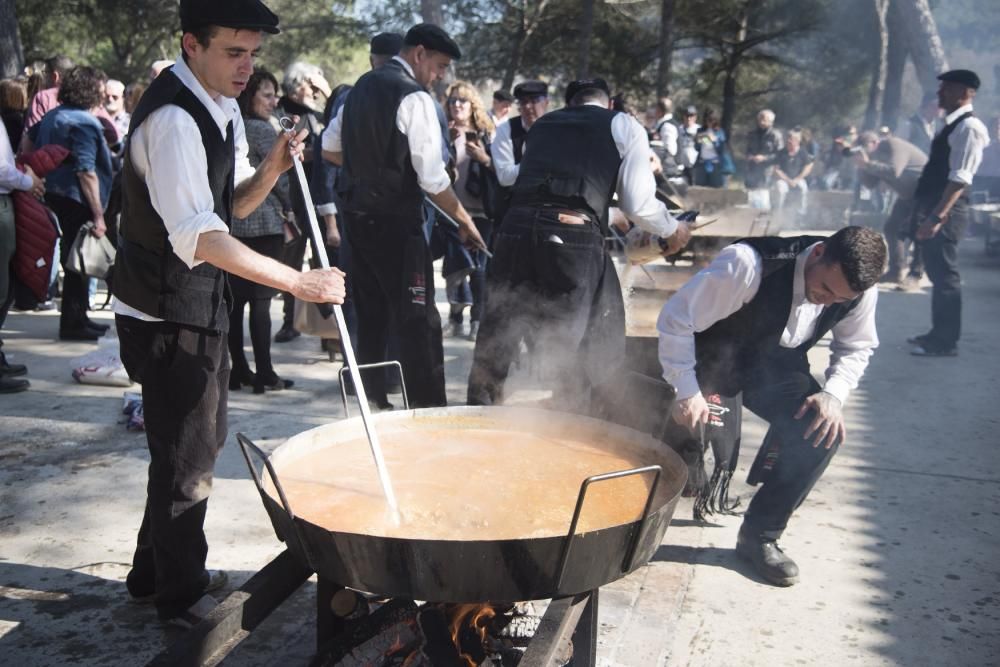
[657,242,879,404]
[113,56,255,321]
[491,118,522,187]
[604,105,678,238]
[655,116,678,157]
[0,122,32,195]
[943,104,990,186]
[320,56,451,196]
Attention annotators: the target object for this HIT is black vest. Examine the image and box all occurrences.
[336,60,425,217]
[511,105,622,231]
[113,70,234,331]
[914,111,974,206]
[694,236,862,395]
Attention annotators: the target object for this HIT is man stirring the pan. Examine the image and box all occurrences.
[657,226,885,586]
[112,0,346,628]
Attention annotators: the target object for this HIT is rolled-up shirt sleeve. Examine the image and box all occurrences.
[492,120,520,187]
[232,113,255,186]
[130,106,229,269]
[612,112,676,238]
[657,244,761,399]
[69,123,100,172]
[823,287,879,404]
[948,118,990,186]
[321,105,344,153]
[397,91,451,195]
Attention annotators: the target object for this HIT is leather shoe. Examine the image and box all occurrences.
[736,528,799,586]
[59,327,101,341]
[0,352,27,377]
[274,323,300,343]
[0,375,30,393]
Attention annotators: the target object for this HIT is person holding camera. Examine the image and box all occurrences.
[445,81,496,340]
[851,131,928,286]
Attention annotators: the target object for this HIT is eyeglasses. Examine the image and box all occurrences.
[448,97,470,105]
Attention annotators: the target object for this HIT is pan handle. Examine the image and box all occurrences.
[554,465,663,590]
[338,361,409,416]
[236,432,297,523]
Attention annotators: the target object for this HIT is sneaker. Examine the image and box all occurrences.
[910,344,958,357]
[164,594,219,629]
[274,323,300,343]
[130,569,228,604]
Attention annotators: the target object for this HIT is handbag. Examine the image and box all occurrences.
[66,222,115,279]
[293,298,341,339]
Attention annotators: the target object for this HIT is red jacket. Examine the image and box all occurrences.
[13,144,70,300]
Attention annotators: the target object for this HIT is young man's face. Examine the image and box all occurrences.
[183,27,262,99]
[804,246,860,306]
[410,47,452,89]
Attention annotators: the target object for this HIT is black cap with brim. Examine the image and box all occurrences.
[370,32,404,57]
[180,0,280,34]
[937,69,981,90]
[404,23,461,60]
[513,80,548,99]
[493,89,514,103]
[564,78,610,105]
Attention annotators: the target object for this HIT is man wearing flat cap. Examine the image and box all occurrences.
[331,23,485,409]
[467,78,690,409]
[490,89,514,125]
[491,80,548,210]
[908,69,990,357]
[113,0,346,628]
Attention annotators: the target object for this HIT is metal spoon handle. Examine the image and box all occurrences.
[279,117,400,517]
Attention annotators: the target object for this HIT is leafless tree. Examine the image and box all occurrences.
[894,0,948,94]
[576,0,595,79]
[864,0,890,130]
[421,0,445,26]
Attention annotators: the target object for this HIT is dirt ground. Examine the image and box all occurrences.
[1,240,998,666]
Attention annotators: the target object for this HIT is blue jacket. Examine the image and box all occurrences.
[29,106,113,209]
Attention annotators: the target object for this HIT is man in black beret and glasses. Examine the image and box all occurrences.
[113,0,346,628]
[908,69,990,357]
[332,23,485,409]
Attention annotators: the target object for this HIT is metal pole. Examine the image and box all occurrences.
[423,195,493,258]
[279,117,399,519]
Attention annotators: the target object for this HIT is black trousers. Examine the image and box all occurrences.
[116,315,229,619]
[919,200,969,349]
[46,194,93,332]
[345,210,446,408]
[467,207,624,409]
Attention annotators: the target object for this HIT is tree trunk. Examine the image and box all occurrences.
[576,0,595,79]
[420,0,445,26]
[656,0,677,97]
[0,0,24,79]
[720,6,750,140]
[881,0,908,131]
[864,0,890,130]
[894,0,947,94]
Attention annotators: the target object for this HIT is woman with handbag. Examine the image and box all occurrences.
[25,66,113,341]
[444,81,495,340]
[227,68,295,393]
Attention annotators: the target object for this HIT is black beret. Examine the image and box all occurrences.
[564,78,610,105]
[180,0,279,35]
[937,69,980,90]
[513,80,548,99]
[370,32,403,57]
[404,23,461,60]
[493,89,514,103]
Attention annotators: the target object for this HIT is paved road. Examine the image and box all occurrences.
[0,243,997,665]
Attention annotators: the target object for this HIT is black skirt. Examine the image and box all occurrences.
[229,234,285,300]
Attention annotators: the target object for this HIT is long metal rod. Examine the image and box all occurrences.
[423,195,493,258]
[280,117,399,518]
